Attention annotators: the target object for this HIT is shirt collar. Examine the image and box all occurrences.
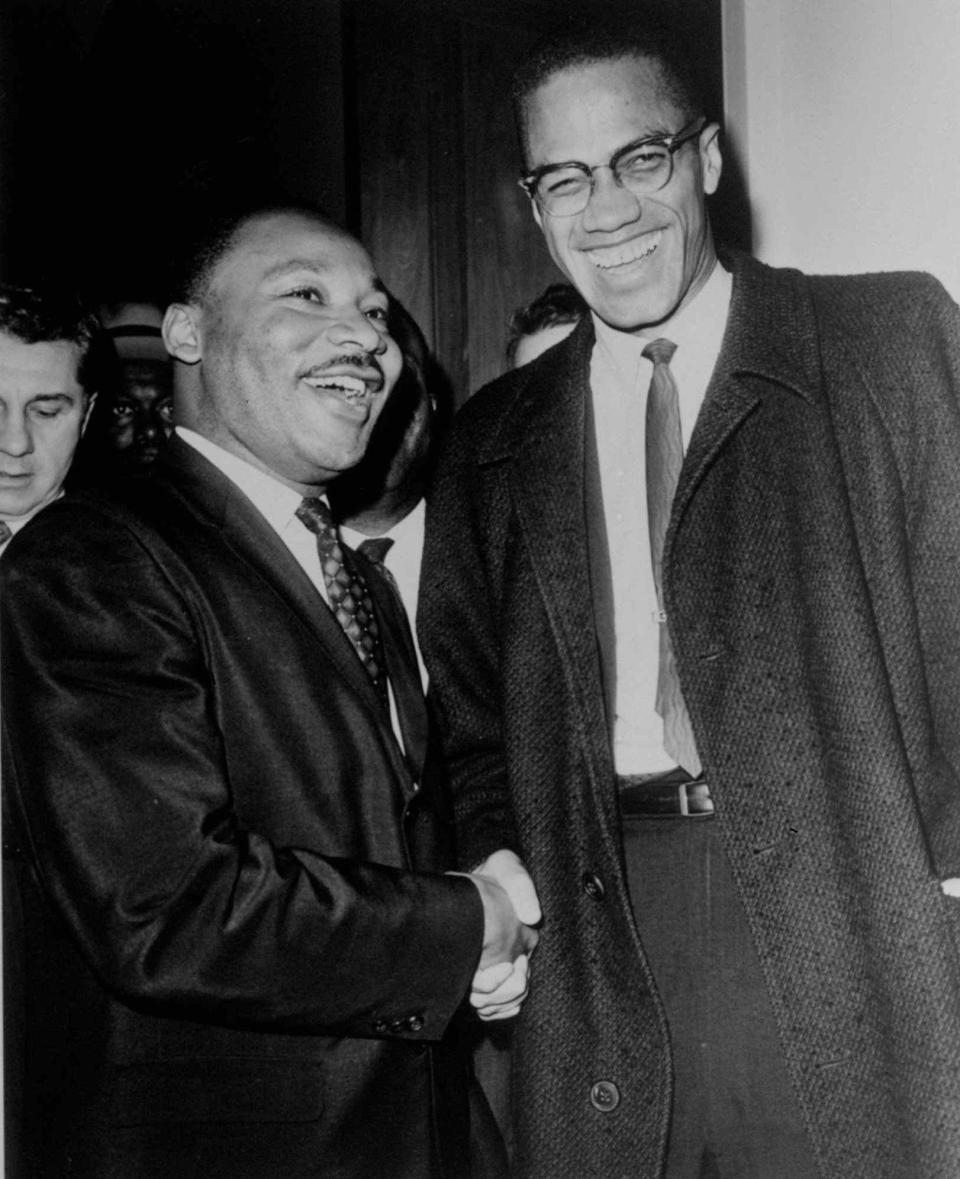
[1,489,66,539]
[592,259,732,383]
[176,426,313,533]
[340,497,425,552]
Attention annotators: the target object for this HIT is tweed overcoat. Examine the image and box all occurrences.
[419,251,960,1178]
[1,438,490,1179]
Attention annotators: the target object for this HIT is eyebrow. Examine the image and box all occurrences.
[27,392,80,404]
[263,259,386,293]
[528,124,679,176]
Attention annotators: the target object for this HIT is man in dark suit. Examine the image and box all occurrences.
[0,285,101,556]
[1,201,536,1179]
[420,13,960,1179]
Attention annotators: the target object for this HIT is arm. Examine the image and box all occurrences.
[420,413,542,1013]
[1,502,485,1041]
[419,415,522,869]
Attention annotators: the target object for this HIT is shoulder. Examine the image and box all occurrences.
[726,248,957,336]
[1,477,204,604]
[443,316,594,467]
[808,268,956,330]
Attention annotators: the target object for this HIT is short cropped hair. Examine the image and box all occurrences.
[0,285,104,397]
[166,198,341,305]
[512,11,705,136]
[506,283,588,367]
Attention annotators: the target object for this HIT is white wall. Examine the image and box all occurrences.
[722,0,960,300]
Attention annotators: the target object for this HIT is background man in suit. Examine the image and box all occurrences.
[420,12,960,1178]
[1,201,536,1179]
[505,282,586,369]
[0,284,100,556]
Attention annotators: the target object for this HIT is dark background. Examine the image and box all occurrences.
[0,0,745,402]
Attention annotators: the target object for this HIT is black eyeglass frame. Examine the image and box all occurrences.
[519,115,709,216]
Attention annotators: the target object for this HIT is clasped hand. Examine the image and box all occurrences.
[464,849,541,1021]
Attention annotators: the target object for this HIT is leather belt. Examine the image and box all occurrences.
[617,768,714,819]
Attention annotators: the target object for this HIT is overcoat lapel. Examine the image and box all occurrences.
[506,321,615,790]
[670,255,823,549]
[155,439,389,722]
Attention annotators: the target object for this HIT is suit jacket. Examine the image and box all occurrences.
[1,438,489,1179]
[420,250,960,1178]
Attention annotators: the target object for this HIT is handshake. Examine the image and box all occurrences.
[462,848,542,1021]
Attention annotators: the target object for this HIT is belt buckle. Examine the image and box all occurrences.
[680,780,714,817]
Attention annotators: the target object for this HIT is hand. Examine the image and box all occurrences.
[462,849,541,1020]
[469,954,531,1021]
[468,870,539,972]
[473,848,542,925]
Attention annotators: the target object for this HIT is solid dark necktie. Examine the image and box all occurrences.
[356,534,431,772]
[643,337,701,776]
[356,536,423,685]
[296,497,388,704]
[357,537,400,595]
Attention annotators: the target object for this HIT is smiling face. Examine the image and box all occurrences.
[0,333,90,521]
[521,55,721,333]
[170,211,402,494]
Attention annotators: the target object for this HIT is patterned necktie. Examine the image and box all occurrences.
[0,521,11,546]
[296,497,387,704]
[643,338,701,776]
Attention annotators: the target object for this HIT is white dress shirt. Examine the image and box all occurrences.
[177,427,332,602]
[590,261,732,773]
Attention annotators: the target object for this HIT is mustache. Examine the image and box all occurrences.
[302,352,384,379]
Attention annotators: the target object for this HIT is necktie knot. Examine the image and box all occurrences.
[357,537,394,567]
[295,496,336,541]
[0,520,12,545]
[642,337,677,367]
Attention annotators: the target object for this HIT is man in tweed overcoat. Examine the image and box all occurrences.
[420,13,960,1179]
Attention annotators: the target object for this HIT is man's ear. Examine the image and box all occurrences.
[163,303,203,365]
[700,123,723,197]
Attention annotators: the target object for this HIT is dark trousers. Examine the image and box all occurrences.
[622,814,820,1179]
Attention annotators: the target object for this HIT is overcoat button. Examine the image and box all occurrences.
[581,872,606,900]
[589,1080,621,1112]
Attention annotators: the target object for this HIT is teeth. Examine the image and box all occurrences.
[304,375,368,400]
[586,230,662,271]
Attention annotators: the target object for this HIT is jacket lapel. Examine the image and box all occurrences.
[155,438,388,719]
[503,321,615,786]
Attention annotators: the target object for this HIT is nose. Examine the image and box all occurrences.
[579,165,643,234]
[326,308,387,355]
[0,408,33,458]
[136,414,161,443]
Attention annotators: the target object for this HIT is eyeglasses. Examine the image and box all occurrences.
[519,116,707,218]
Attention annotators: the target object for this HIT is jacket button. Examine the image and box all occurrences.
[589,1080,620,1112]
[581,872,605,900]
